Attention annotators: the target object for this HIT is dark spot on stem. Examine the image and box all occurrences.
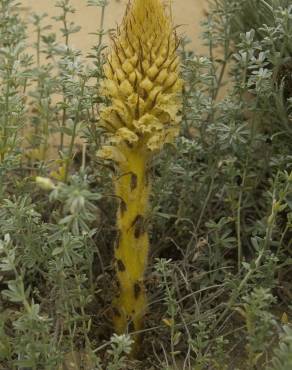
[117,259,126,272]
[128,319,135,333]
[127,214,147,238]
[120,200,127,216]
[130,172,138,191]
[134,282,141,299]
[113,307,121,317]
[115,230,121,249]
[131,214,146,239]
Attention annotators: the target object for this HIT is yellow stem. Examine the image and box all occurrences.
[113,146,150,335]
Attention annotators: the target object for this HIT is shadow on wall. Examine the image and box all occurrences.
[21,0,208,53]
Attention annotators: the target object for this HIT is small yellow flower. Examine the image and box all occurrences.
[281,312,289,324]
[112,127,139,145]
[162,318,175,327]
[35,176,56,191]
[97,146,127,164]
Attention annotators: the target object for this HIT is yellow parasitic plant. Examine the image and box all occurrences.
[98,0,182,335]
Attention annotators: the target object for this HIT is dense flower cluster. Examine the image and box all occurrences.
[98,0,182,160]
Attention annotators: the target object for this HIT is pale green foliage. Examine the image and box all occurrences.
[241,288,277,366]
[269,326,292,370]
[106,334,134,370]
[0,0,292,369]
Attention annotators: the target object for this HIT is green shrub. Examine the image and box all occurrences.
[0,0,291,368]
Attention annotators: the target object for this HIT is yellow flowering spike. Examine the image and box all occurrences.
[99,0,182,338]
[100,0,182,152]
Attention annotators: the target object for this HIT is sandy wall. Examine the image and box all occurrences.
[20,0,208,54]
[19,0,213,158]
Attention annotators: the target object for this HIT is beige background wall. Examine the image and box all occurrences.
[19,1,210,158]
[21,0,208,54]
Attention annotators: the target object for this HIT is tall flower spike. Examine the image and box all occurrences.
[98,0,182,338]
